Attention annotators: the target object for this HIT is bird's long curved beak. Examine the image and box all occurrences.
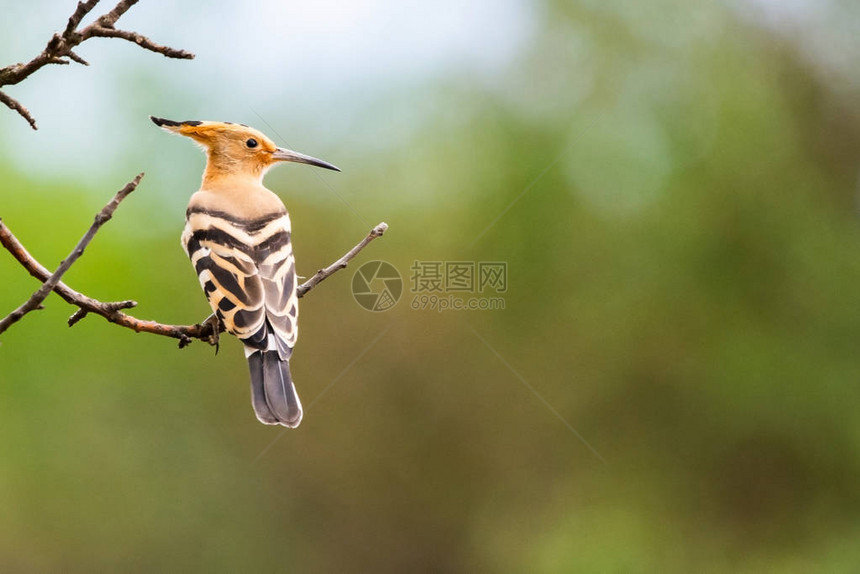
[272,147,340,171]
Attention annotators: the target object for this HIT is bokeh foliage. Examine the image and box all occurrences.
[2,0,860,571]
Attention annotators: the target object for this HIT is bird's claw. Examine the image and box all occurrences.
[203,313,222,354]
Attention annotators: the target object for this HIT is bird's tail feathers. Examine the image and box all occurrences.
[247,349,303,428]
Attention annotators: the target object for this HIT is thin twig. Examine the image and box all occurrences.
[85,27,194,59]
[0,0,194,129]
[0,90,37,129]
[94,0,138,28]
[0,174,142,334]
[297,223,389,297]
[64,0,101,36]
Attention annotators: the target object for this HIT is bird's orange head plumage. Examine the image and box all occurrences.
[150,116,339,181]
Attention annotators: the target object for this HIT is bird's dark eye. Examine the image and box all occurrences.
[246,138,258,148]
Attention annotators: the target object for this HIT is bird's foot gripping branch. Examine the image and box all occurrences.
[0,173,388,347]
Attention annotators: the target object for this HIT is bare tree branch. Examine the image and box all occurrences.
[0,174,142,334]
[64,0,101,36]
[94,0,138,27]
[0,0,194,129]
[0,90,37,129]
[0,185,389,347]
[297,223,389,297]
[85,27,194,59]
[0,211,217,346]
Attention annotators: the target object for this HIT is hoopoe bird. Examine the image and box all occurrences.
[151,116,339,428]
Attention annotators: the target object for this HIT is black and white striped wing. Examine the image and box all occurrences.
[183,209,298,358]
[257,235,299,357]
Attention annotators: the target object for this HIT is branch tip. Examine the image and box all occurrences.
[0,90,37,129]
[68,309,88,327]
[68,51,89,66]
[297,222,390,298]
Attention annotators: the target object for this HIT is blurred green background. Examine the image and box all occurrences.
[3,0,860,571]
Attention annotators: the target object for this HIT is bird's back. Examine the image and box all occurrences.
[181,183,299,355]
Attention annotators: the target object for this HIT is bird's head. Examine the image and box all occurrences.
[150,116,339,179]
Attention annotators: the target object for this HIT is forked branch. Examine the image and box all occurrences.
[0,174,141,334]
[0,0,194,129]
